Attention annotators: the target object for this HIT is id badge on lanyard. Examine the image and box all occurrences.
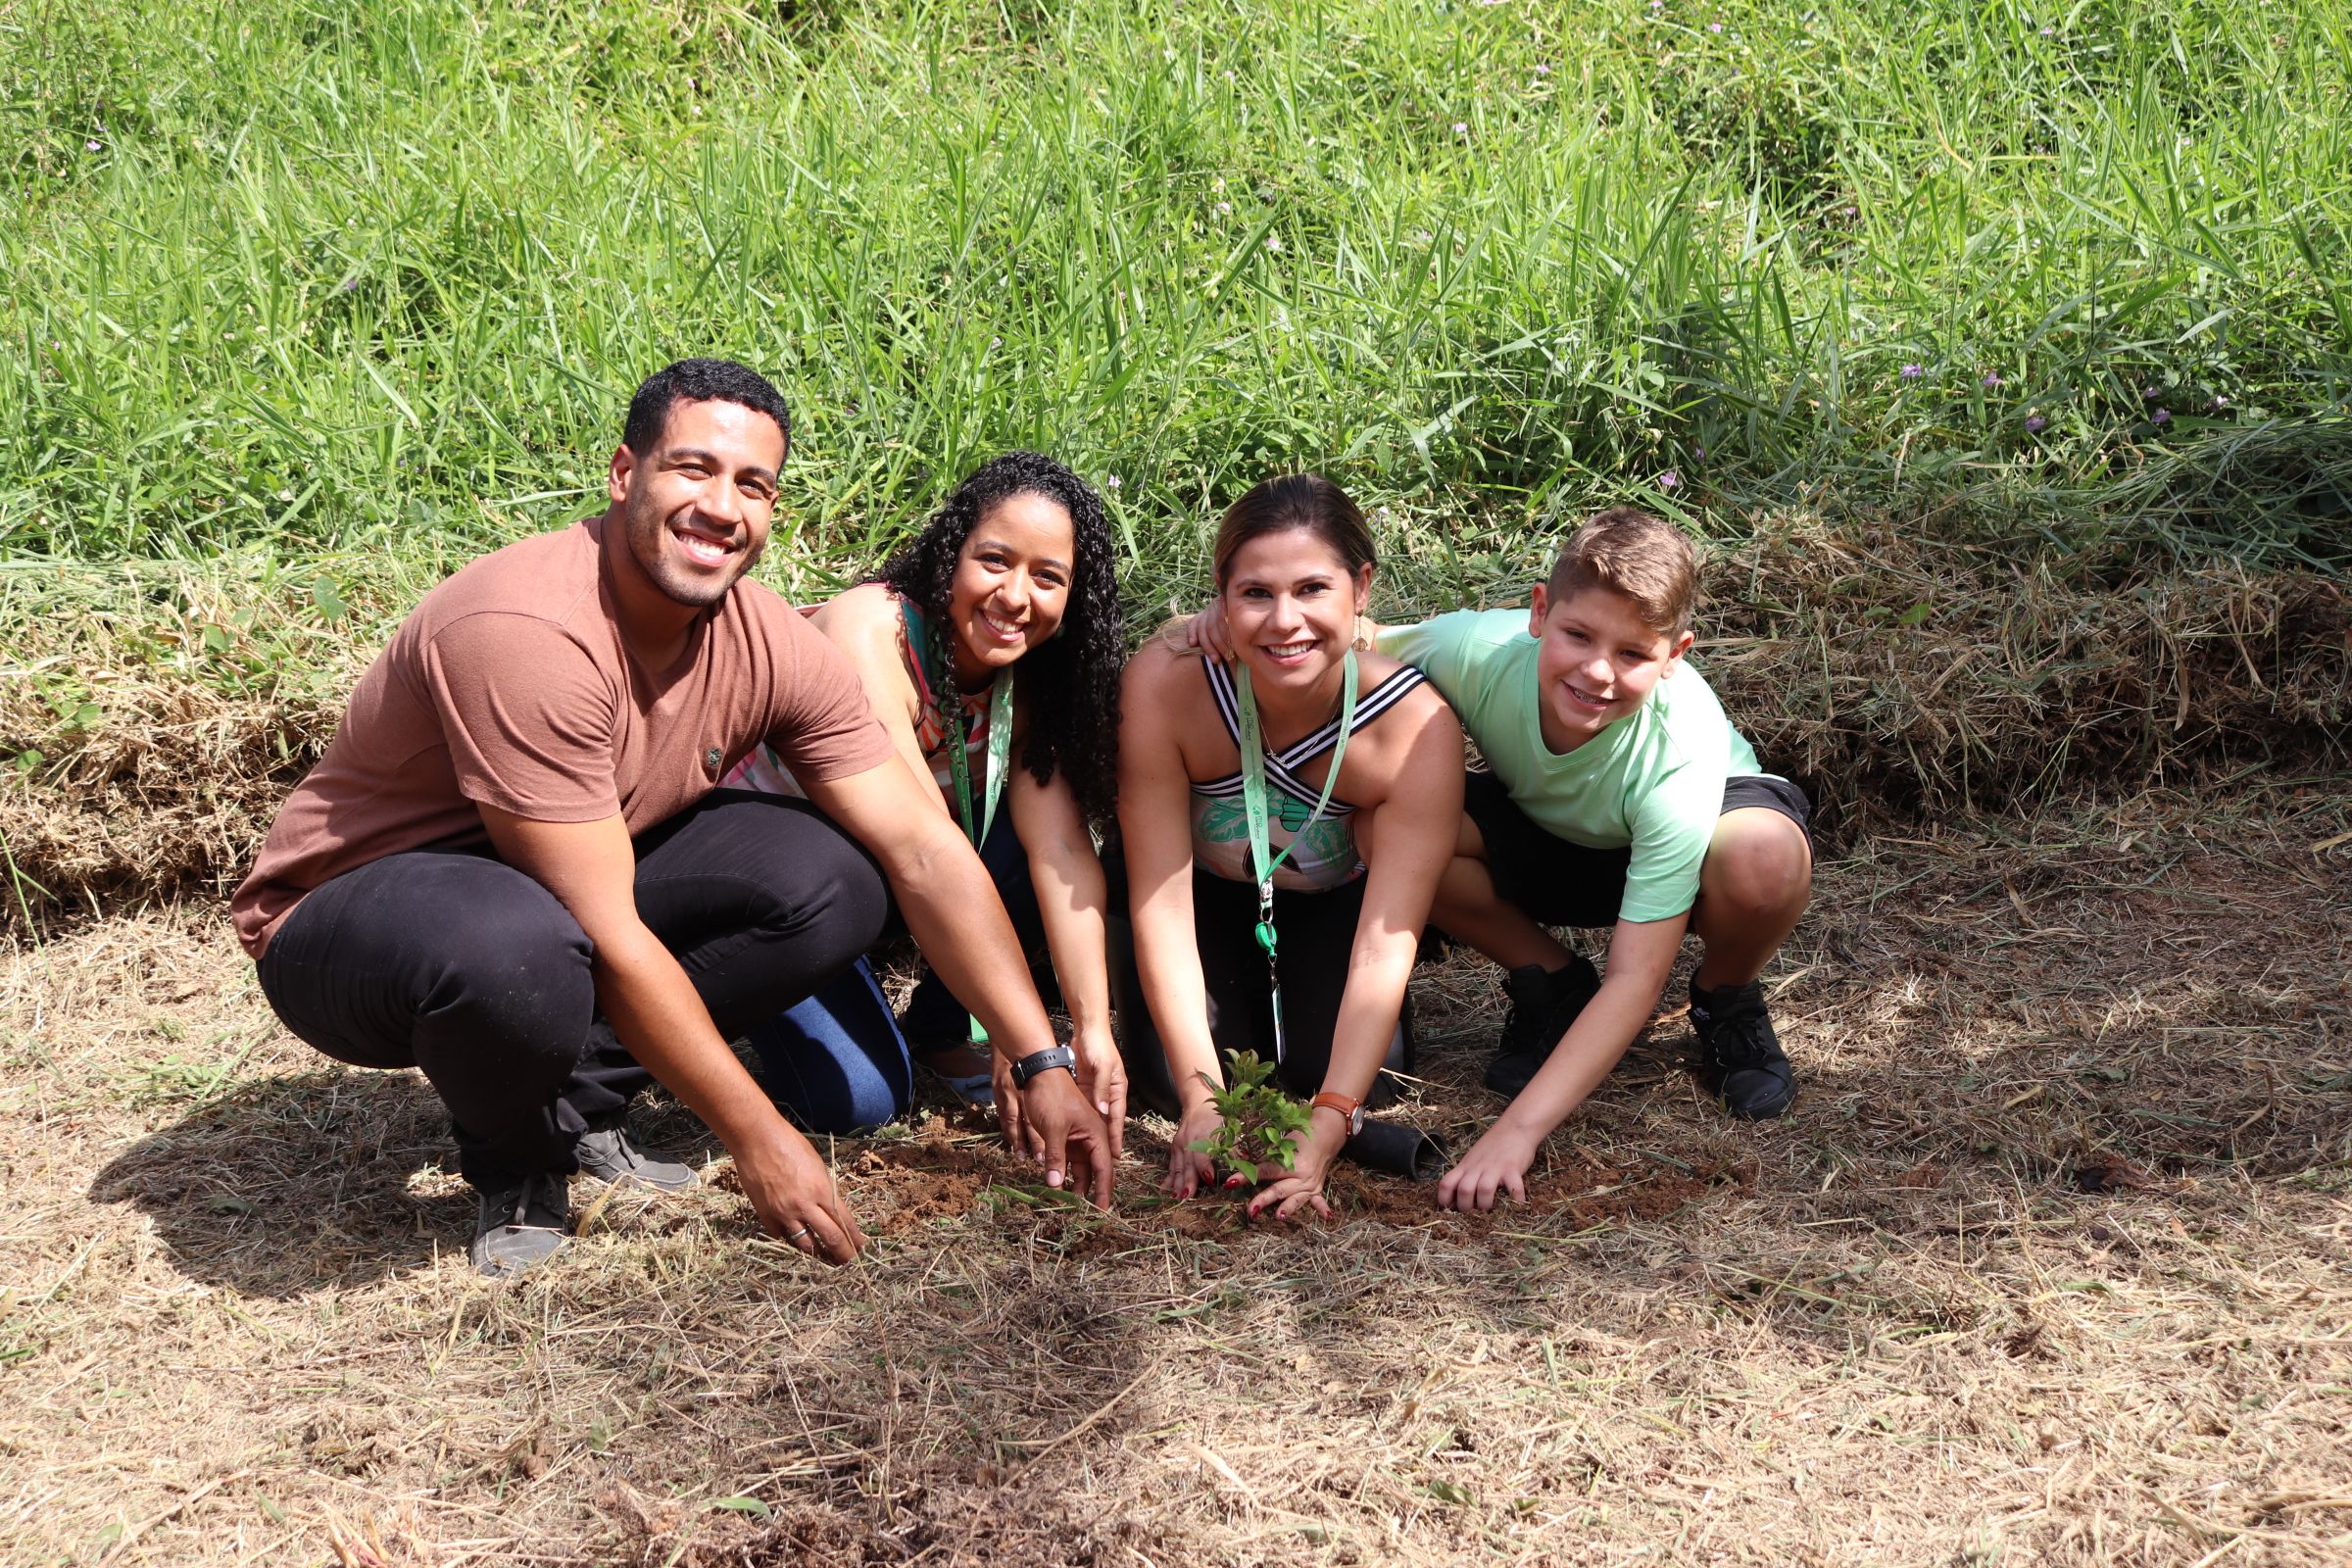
[1235,651,1358,1063]
[946,673,1015,1046]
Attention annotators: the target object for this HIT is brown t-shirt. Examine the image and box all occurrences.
[230,517,894,956]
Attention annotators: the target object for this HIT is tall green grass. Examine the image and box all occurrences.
[4,0,2349,596]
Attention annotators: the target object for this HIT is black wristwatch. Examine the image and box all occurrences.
[1009,1045,1077,1088]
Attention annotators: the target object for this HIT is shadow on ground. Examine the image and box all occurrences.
[88,1068,473,1295]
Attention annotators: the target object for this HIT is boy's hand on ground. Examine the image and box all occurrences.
[1165,1101,1224,1199]
[1182,600,1236,662]
[1071,1024,1127,1166]
[736,1126,868,1264]
[1437,1124,1537,1212]
[1017,1068,1117,1206]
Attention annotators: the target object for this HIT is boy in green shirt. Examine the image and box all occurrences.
[1187,505,1811,1208]
[1386,508,1812,1211]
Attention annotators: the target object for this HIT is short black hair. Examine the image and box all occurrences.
[621,358,791,459]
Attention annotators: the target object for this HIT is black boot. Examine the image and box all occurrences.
[1484,955,1602,1097]
[1689,978,1794,1119]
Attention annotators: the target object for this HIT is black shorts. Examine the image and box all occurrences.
[1461,769,1811,929]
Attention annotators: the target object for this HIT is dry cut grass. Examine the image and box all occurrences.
[5,525,2346,929]
[1,783,2348,1566]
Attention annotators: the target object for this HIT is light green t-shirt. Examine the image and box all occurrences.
[1378,609,1764,923]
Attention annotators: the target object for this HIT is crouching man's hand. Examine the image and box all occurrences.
[1017,1065,1118,1207]
[735,1123,869,1264]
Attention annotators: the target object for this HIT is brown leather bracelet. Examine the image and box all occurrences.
[1309,1091,1366,1137]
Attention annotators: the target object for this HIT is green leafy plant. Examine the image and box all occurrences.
[1189,1050,1314,1187]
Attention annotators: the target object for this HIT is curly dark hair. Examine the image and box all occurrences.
[876,452,1123,828]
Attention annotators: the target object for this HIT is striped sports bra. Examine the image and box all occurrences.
[1189,657,1428,893]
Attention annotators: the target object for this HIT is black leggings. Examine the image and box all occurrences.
[1106,845,1409,1116]
[256,791,888,1190]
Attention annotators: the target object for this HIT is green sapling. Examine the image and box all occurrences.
[1189,1049,1314,1186]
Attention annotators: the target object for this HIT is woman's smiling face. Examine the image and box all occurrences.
[946,491,1077,682]
[1220,526,1373,692]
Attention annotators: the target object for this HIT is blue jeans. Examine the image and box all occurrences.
[747,808,1053,1132]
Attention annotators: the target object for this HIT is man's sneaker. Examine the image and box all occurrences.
[469,1172,571,1278]
[1484,956,1603,1097]
[1689,979,1795,1119]
[574,1125,699,1192]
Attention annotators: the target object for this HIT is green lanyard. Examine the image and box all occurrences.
[943,672,1014,1044]
[1235,650,1358,1064]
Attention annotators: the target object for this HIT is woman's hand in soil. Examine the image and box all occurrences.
[738,1125,868,1264]
[1016,1067,1117,1206]
[1164,1100,1224,1199]
[1246,1116,1338,1222]
[1436,1123,1537,1212]
[1071,1024,1128,1166]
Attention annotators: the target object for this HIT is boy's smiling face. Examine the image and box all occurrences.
[1527,582,1694,755]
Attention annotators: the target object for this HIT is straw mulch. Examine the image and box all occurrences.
[3,780,2346,1565]
[4,522,2346,930]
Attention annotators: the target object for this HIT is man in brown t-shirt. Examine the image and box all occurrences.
[234,359,1117,1275]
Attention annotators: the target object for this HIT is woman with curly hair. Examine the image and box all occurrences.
[726,452,1127,1146]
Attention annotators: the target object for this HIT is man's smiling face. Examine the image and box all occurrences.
[1527,580,1694,755]
[609,396,786,610]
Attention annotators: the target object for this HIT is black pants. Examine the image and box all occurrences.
[256,792,888,1190]
[1105,844,1408,1117]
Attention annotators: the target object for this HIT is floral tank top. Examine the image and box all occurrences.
[724,598,997,807]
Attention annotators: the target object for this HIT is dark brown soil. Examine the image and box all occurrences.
[830,1116,1755,1243]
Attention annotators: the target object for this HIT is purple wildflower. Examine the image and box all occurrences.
[2143,385,2160,400]
[1709,20,1724,31]
[1452,122,1469,135]
[85,139,103,152]
[1535,63,1552,74]
[2151,408,2171,424]
[1659,470,1682,490]
[1693,444,1705,460]
[2025,415,2047,433]
[1106,474,1122,488]
[1215,200,1233,214]
[1983,371,2003,388]
[1900,364,1924,379]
